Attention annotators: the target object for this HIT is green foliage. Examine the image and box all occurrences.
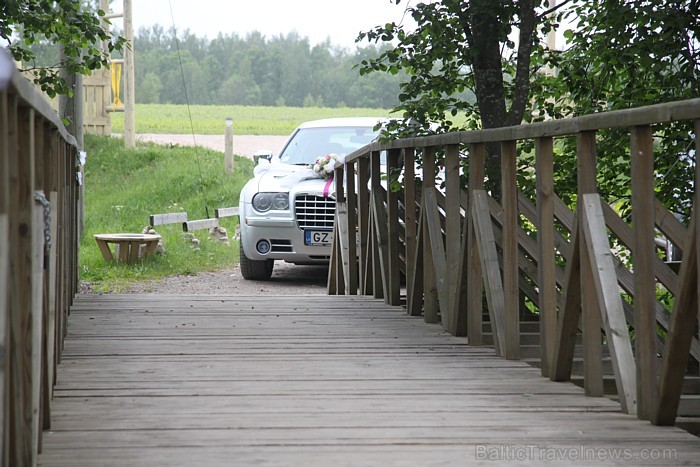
[217,73,262,106]
[1,0,126,97]
[139,72,164,104]
[80,135,254,290]
[550,0,700,218]
[357,0,554,195]
[109,104,393,135]
[357,0,552,132]
[360,0,698,217]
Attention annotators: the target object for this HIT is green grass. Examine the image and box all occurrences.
[80,134,254,292]
[110,104,393,135]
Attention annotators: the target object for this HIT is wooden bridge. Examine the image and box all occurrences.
[2,51,700,465]
[33,294,700,465]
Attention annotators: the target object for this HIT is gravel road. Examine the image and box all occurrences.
[135,133,289,158]
[82,134,328,296]
[90,262,330,295]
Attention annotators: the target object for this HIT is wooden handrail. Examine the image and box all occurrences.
[1,50,79,466]
[331,97,700,428]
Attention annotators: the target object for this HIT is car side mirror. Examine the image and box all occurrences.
[253,150,274,164]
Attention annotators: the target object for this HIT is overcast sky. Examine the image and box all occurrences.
[120,0,415,49]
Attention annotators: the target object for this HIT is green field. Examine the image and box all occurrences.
[110,104,393,135]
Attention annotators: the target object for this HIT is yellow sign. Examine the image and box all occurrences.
[111,62,123,106]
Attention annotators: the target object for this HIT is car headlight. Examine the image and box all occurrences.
[252,192,289,212]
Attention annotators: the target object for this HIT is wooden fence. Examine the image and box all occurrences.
[0,51,79,467]
[83,68,112,136]
[329,98,699,428]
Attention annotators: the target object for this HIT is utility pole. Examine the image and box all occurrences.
[123,0,136,148]
[547,0,557,52]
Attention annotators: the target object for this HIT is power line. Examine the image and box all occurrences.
[168,0,210,219]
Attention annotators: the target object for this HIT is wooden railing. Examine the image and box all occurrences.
[1,50,80,466]
[329,98,699,427]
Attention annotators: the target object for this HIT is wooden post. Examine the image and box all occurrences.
[385,149,401,305]
[334,166,348,295]
[630,125,657,420]
[445,144,464,335]
[578,131,604,397]
[403,148,418,312]
[345,161,358,295]
[536,137,556,376]
[370,151,384,299]
[224,118,234,174]
[43,190,58,429]
[327,224,338,294]
[123,0,136,148]
[0,87,9,467]
[467,143,485,346]
[9,105,42,466]
[501,140,519,360]
[422,146,439,323]
[357,157,371,295]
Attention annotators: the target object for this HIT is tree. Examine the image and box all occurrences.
[359,0,698,214]
[544,0,700,218]
[357,0,562,191]
[130,25,405,110]
[138,72,163,104]
[217,72,261,106]
[1,0,126,97]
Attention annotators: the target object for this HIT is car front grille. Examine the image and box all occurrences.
[295,195,336,230]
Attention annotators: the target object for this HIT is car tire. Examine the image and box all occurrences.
[239,241,274,280]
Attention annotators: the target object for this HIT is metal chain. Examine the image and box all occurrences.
[33,191,52,255]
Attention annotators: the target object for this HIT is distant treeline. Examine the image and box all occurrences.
[133,26,404,108]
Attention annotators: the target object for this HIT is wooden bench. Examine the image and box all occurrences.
[94,233,161,263]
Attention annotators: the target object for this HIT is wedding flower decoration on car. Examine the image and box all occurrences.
[238,118,380,281]
[311,153,340,179]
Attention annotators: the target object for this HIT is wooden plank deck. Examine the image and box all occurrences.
[39,294,699,466]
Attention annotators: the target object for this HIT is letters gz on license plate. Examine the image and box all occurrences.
[304,230,333,246]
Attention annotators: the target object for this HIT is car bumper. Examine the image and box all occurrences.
[240,217,332,264]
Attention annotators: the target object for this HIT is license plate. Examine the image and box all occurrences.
[304,230,333,246]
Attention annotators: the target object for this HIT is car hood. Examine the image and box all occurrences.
[252,162,331,195]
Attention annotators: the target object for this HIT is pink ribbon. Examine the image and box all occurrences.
[323,176,333,198]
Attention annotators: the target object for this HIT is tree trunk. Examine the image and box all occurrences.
[463,0,537,198]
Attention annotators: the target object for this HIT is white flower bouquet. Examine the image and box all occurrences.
[311,153,340,179]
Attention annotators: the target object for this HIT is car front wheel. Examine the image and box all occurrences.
[239,241,274,280]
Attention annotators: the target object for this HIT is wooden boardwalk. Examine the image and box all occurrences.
[38,294,699,466]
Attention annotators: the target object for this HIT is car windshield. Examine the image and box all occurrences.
[278,126,379,165]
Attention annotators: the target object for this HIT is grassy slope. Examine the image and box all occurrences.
[81,135,254,291]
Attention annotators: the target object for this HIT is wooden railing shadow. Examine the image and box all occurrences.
[1,51,80,466]
[329,99,699,429]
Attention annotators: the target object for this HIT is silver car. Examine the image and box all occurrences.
[238,118,382,280]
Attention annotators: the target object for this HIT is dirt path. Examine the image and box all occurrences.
[135,134,289,158]
[83,262,329,295]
